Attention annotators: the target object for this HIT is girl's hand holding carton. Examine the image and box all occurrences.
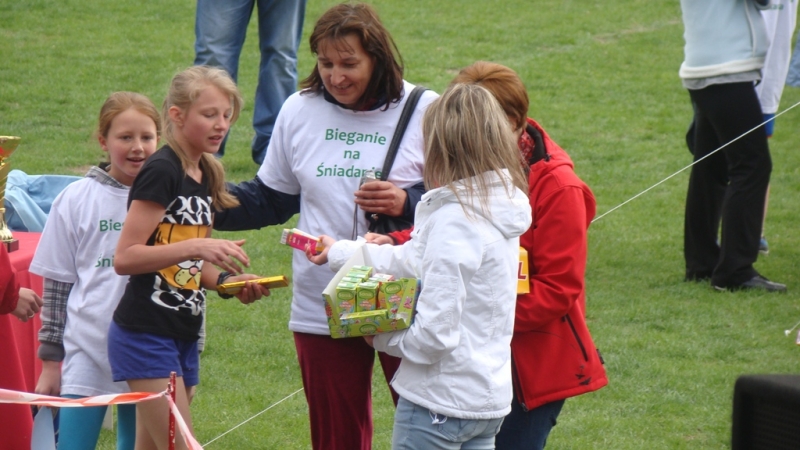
[305,234,337,265]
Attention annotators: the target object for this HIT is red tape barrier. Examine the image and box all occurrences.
[0,388,203,449]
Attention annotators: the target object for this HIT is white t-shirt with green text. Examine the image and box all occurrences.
[30,177,131,396]
[258,81,438,335]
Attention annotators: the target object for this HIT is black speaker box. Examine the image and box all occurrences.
[732,374,800,450]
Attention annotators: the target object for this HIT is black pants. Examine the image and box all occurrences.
[684,82,771,287]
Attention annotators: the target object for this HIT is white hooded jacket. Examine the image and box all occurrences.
[327,169,532,419]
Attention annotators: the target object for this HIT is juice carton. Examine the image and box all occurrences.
[341,275,367,284]
[333,281,358,319]
[393,278,418,323]
[379,279,405,315]
[280,228,324,254]
[356,281,380,311]
[370,273,394,282]
[348,271,372,281]
[349,266,373,278]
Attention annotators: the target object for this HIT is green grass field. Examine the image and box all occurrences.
[3,0,800,448]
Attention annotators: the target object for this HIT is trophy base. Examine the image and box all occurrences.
[3,239,19,253]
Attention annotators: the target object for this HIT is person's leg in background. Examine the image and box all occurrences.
[494,399,565,450]
[691,82,774,288]
[251,0,307,165]
[785,29,800,87]
[193,0,255,157]
[294,332,377,450]
[377,349,401,406]
[116,403,137,450]
[755,0,798,254]
[759,114,773,255]
[55,399,107,450]
[683,95,728,282]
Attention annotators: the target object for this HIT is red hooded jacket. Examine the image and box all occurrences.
[389,118,607,410]
[513,118,606,410]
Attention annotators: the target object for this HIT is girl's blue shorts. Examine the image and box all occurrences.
[108,321,199,387]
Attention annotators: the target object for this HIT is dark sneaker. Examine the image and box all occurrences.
[713,275,786,292]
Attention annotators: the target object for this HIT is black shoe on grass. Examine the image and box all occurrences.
[713,275,786,293]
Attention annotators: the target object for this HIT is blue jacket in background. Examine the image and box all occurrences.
[5,169,80,232]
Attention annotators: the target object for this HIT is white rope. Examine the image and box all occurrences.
[785,318,800,337]
[203,388,304,447]
[591,99,800,223]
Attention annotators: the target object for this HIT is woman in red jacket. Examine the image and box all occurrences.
[373,61,607,449]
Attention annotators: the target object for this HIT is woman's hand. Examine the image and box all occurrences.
[364,232,393,245]
[355,181,407,217]
[305,235,337,265]
[12,288,42,322]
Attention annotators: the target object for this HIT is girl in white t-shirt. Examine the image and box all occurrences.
[31,92,161,450]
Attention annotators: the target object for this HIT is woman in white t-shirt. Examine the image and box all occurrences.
[31,92,161,450]
[214,3,438,449]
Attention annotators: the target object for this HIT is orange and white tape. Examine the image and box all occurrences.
[0,388,203,450]
[0,388,163,407]
[165,393,203,449]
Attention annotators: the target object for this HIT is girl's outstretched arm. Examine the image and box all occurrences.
[115,199,249,276]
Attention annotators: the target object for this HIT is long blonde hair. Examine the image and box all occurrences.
[422,83,528,218]
[162,66,242,210]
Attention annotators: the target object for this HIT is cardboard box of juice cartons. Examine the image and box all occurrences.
[321,246,418,338]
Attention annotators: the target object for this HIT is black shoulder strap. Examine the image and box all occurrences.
[525,123,550,165]
[380,86,428,181]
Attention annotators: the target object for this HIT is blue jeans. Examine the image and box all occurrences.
[494,399,565,450]
[787,31,800,87]
[194,0,306,164]
[392,397,505,450]
[59,395,136,450]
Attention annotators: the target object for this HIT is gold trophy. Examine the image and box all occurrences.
[0,136,20,252]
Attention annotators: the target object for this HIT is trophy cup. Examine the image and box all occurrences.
[0,136,20,252]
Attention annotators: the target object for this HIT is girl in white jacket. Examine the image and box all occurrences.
[309,83,532,449]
